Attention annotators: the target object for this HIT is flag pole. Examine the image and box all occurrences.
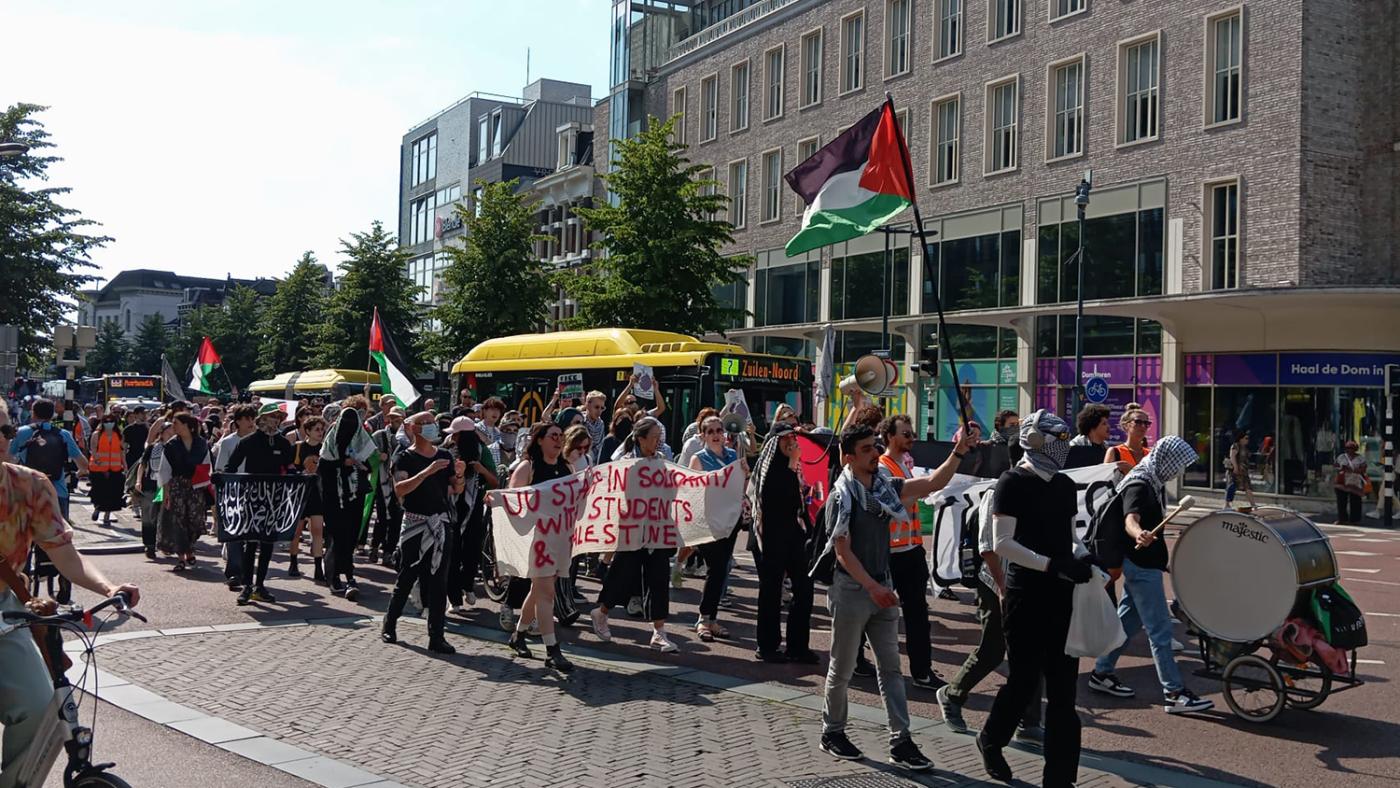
[884,91,971,437]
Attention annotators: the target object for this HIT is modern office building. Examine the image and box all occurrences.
[610,0,1400,506]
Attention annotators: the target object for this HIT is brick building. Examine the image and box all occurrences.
[608,0,1400,504]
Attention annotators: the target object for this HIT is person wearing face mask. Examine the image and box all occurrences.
[989,409,1021,463]
[224,404,296,605]
[87,413,127,526]
[382,412,464,654]
[319,406,376,600]
[977,410,1097,788]
[369,407,407,568]
[444,416,498,615]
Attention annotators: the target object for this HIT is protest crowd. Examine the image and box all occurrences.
[0,355,1237,788]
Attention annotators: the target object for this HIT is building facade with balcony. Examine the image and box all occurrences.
[613,0,1400,506]
[530,122,598,330]
[77,269,278,334]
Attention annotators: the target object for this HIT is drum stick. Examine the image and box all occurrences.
[1135,494,1197,549]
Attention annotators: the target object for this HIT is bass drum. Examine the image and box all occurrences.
[1171,507,1337,643]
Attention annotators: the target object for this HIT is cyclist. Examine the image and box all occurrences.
[1,460,141,773]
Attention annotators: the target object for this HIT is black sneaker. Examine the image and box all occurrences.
[754,649,789,664]
[1088,671,1136,698]
[1164,689,1215,714]
[507,631,533,658]
[852,656,876,678]
[912,672,947,691]
[428,638,457,655]
[818,732,863,761]
[888,739,932,771]
[227,578,243,592]
[236,588,252,606]
[1014,724,1045,748]
[976,733,1012,782]
[785,649,821,665]
[344,582,360,603]
[936,685,968,733]
[937,587,959,602]
[545,645,574,673]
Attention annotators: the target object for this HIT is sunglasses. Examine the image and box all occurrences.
[703,427,724,435]
[1130,419,1152,426]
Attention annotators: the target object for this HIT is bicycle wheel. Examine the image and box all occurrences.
[69,768,134,788]
[1223,654,1286,723]
[1270,656,1332,710]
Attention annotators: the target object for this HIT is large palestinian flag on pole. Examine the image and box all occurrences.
[187,337,221,394]
[784,102,913,256]
[368,307,420,408]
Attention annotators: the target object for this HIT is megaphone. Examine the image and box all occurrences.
[841,354,900,397]
[721,412,745,435]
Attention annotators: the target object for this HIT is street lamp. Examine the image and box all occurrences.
[0,142,29,159]
[1069,172,1092,421]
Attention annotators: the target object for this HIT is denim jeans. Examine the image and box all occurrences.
[1094,560,1182,695]
[822,573,910,748]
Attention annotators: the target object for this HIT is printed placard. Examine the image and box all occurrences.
[558,373,584,400]
[632,363,656,400]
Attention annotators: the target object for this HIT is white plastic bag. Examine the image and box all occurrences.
[1065,567,1126,658]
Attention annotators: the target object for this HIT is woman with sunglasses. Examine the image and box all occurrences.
[687,415,748,642]
[503,421,575,671]
[561,424,593,474]
[1106,403,1152,475]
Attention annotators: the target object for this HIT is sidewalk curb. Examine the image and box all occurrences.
[76,614,1239,788]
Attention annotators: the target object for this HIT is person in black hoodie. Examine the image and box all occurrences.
[225,403,295,605]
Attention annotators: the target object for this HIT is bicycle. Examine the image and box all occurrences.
[0,592,146,788]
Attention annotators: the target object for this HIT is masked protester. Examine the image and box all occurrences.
[87,414,127,525]
[978,409,1097,788]
[319,406,376,600]
[224,404,296,605]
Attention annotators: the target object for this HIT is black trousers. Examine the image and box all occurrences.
[599,548,674,620]
[697,528,738,619]
[754,534,813,654]
[890,546,933,679]
[371,486,402,556]
[946,579,1042,726]
[240,541,273,588]
[386,532,448,640]
[454,505,489,602]
[984,582,1080,787]
[324,493,364,585]
[1336,489,1363,524]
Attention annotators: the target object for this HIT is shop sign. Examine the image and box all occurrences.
[1278,352,1400,387]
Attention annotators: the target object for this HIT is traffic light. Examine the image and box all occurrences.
[909,333,940,379]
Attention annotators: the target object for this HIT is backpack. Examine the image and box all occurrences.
[22,425,69,482]
[1309,582,1367,650]
[808,503,836,585]
[1084,482,1132,570]
[958,492,992,588]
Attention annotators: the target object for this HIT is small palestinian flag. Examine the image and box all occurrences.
[369,308,420,408]
[187,337,221,394]
[784,102,913,256]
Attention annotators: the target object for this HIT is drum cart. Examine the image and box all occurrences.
[1170,506,1366,723]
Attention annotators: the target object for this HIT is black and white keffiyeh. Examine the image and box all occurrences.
[1117,434,1197,503]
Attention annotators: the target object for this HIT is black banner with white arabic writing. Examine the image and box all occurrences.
[212,473,310,543]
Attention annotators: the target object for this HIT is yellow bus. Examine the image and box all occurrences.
[247,369,382,402]
[450,328,813,437]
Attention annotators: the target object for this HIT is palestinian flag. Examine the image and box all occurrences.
[368,307,420,408]
[784,102,914,256]
[187,337,221,394]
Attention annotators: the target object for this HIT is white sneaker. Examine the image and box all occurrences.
[465,592,477,606]
[591,608,612,641]
[1171,638,1185,653]
[651,630,678,653]
[626,596,643,616]
[449,605,470,617]
[1164,689,1214,714]
[498,605,516,632]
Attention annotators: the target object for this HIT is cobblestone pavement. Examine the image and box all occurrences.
[95,622,1174,788]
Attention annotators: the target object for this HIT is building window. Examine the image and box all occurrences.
[885,0,911,78]
[797,136,820,163]
[800,28,823,107]
[472,187,483,217]
[700,74,718,142]
[730,60,750,132]
[989,0,1020,42]
[763,46,784,121]
[672,86,687,143]
[1035,183,1165,303]
[1206,9,1243,126]
[985,76,1018,174]
[831,244,910,321]
[1049,57,1084,159]
[1051,0,1084,21]
[410,193,437,245]
[491,112,503,157]
[410,132,437,187]
[1120,34,1160,144]
[697,167,718,220]
[760,149,782,223]
[841,11,865,94]
[754,255,821,327]
[936,0,962,60]
[1209,180,1240,289]
[477,117,489,163]
[728,159,748,229]
[930,94,959,185]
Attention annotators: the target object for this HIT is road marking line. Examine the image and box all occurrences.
[1344,568,1382,574]
[1364,612,1400,617]
[1349,538,1391,543]
[1357,659,1386,665]
[1348,577,1400,587]
[1336,550,1381,557]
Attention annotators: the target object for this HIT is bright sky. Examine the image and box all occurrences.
[4,0,611,286]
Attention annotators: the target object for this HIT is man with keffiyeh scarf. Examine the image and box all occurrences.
[814,424,974,772]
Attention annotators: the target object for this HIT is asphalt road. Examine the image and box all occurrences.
[49,494,1400,788]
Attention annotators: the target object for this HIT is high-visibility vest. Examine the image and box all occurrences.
[878,455,922,549]
[90,429,124,472]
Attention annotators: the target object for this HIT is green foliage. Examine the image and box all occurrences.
[312,221,422,373]
[127,313,169,375]
[429,180,550,364]
[258,252,328,377]
[0,104,109,367]
[557,115,747,336]
[209,286,264,389]
[84,321,127,377]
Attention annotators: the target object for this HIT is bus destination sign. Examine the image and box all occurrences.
[716,356,806,384]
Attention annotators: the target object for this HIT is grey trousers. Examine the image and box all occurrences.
[822,573,911,748]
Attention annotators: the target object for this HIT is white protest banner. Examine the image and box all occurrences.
[632,363,656,400]
[921,464,1119,586]
[558,373,584,400]
[488,457,745,578]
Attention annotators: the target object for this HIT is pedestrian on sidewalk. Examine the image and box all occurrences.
[500,421,574,671]
[87,413,127,526]
[134,418,174,560]
[225,403,296,605]
[319,405,376,601]
[290,415,327,580]
[212,404,256,589]
[382,411,463,655]
[688,415,747,644]
[1334,440,1367,525]
[156,413,213,573]
[11,398,88,523]
[816,423,957,771]
[748,424,815,663]
[977,409,1096,788]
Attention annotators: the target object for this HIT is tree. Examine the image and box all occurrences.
[127,313,170,375]
[209,285,265,390]
[258,252,327,377]
[84,321,127,377]
[312,221,422,372]
[429,180,550,364]
[558,115,747,335]
[0,104,110,367]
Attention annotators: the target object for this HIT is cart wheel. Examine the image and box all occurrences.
[1223,654,1286,722]
[1270,656,1332,710]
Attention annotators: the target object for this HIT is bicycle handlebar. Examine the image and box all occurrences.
[0,592,146,627]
